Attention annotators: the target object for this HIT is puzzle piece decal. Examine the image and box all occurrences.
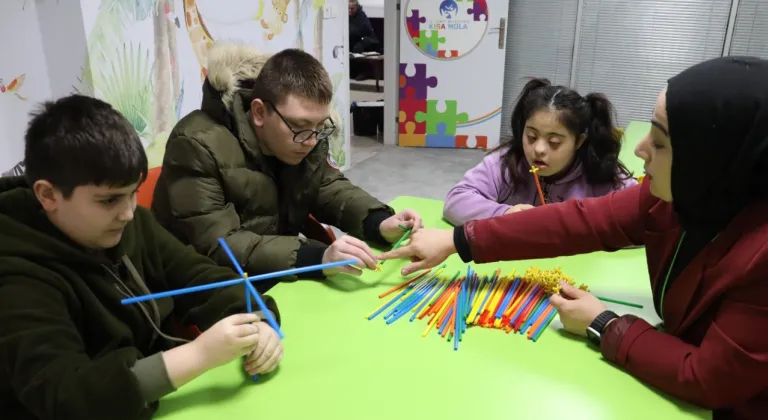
[400,121,426,147]
[399,63,438,100]
[399,86,426,134]
[467,0,488,21]
[426,122,456,148]
[415,100,469,135]
[406,9,426,38]
[437,50,459,59]
[424,44,439,57]
[455,135,488,149]
[414,30,446,52]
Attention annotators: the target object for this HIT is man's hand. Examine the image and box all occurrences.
[322,235,378,276]
[379,209,423,243]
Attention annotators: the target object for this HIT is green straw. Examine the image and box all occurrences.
[596,296,643,309]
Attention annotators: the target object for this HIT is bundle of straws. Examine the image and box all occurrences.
[367,265,590,350]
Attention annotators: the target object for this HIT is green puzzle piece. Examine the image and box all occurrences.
[415,30,446,52]
[415,100,469,135]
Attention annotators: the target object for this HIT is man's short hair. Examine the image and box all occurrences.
[250,48,334,107]
[24,94,148,198]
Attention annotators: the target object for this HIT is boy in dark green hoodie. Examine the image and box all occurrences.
[0,95,283,420]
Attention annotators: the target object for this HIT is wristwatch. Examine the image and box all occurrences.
[586,310,619,347]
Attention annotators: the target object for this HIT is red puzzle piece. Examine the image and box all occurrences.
[398,86,426,134]
[455,135,488,149]
[438,50,459,59]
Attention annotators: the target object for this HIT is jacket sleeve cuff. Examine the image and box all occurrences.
[600,314,653,364]
[454,225,473,263]
[363,209,393,245]
[295,241,328,279]
[130,352,176,403]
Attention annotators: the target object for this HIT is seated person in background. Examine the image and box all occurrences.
[348,0,380,81]
[381,56,768,419]
[0,95,282,419]
[443,78,637,226]
[152,43,421,291]
[349,0,380,54]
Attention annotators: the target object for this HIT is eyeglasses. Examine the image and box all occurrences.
[265,100,336,143]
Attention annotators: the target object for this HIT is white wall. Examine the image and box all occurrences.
[358,0,384,18]
[1,0,351,173]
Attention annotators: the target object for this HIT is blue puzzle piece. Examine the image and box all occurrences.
[426,122,456,148]
[424,44,439,57]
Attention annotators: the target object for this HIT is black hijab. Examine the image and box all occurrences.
[654,56,768,316]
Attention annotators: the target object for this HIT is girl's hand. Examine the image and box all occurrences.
[243,322,283,375]
[505,204,535,214]
[377,228,456,275]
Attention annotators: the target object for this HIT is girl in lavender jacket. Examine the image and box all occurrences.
[443,78,638,226]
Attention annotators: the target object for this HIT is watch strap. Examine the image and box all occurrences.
[586,310,619,345]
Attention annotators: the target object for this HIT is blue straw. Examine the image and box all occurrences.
[473,272,498,321]
[385,277,436,321]
[508,285,541,326]
[495,278,521,319]
[244,278,284,339]
[438,306,454,335]
[454,278,463,350]
[367,283,416,320]
[217,238,247,278]
[410,276,447,322]
[121,259,358,304]
[520,298,549,335]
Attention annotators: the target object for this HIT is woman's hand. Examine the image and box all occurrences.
[377,228,456,276]
[549,282,608,337]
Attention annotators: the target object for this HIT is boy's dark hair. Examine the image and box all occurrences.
[24,94,148,198]
[495,78,632,193]
[250,48,333,107]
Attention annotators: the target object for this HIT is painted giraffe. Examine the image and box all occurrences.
[182,0,216,82]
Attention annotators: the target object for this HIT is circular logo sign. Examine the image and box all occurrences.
[404,0,489,61]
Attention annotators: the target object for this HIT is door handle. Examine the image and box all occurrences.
[498,17,506,49]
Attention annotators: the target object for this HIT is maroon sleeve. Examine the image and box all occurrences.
[464,182,650,263]
[600,283,768,410]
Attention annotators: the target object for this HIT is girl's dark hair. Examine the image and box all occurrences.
[494,77,632,192]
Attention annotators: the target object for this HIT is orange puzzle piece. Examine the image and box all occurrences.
[399,121,426,147]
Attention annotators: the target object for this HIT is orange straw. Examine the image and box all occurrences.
[529,166,546,205]
[378,269,431,299]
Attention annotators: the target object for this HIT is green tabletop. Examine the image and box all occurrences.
[621,121,652,178]
[156,196,711,420]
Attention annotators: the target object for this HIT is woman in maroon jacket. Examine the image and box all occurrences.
[379,56,768,420]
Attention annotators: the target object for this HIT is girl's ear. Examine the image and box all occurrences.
[576,133,586,149]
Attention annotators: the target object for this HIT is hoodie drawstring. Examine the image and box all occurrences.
[105,256,189,345]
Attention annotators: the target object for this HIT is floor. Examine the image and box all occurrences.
[346,78,486,205]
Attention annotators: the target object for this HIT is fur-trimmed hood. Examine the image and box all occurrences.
[204,41,341,131]
[206,42,271,113]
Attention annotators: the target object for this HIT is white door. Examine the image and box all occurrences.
[398,0,509,149]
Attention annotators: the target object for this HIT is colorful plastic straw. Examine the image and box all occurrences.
[529,166,547,205]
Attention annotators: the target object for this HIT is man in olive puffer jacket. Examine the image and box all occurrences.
[152,42,422,289]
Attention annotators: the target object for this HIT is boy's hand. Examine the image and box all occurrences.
[193,313,262,370]
[379,209,423,243]
[243,322,283,375]
[322,235,377,276]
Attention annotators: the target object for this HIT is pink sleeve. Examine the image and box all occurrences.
[442,152,512,225]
